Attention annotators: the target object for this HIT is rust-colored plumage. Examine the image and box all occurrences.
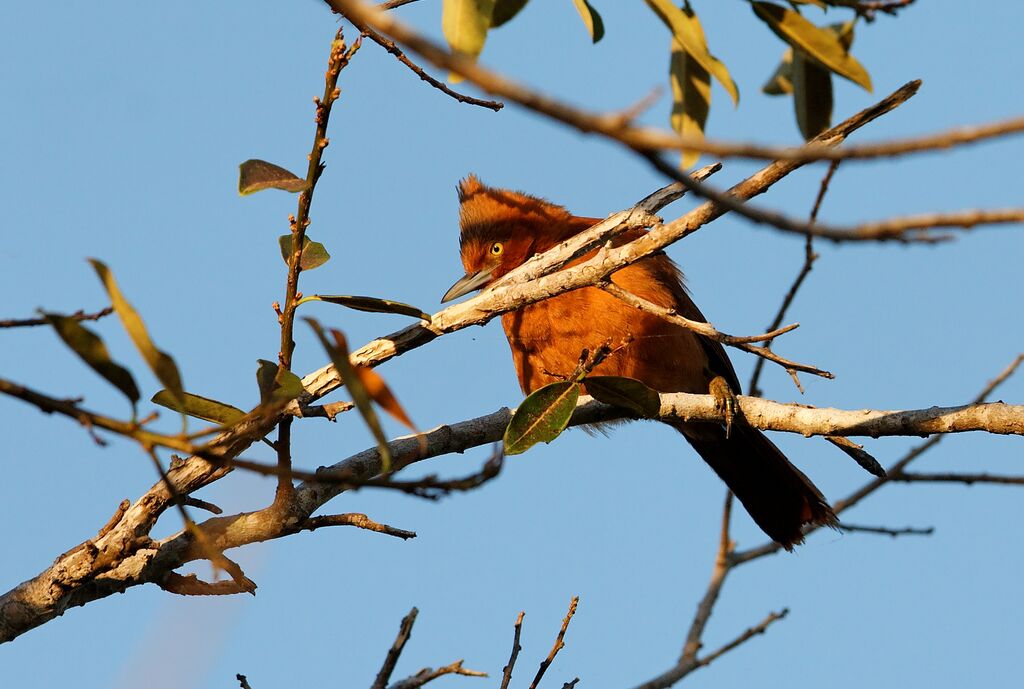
[442,175,836,548]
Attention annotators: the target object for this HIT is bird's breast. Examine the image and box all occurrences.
[500,260,710,395]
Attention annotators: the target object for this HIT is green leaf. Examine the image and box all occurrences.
[305,319,393,473]
[88,259,185,409]
[761,48,794,95]
[491,0,529,27]
[584,376,661,418]
[645,0,739,106]
[278,235,331,271]
[442,0,496,81]
[256,359,305,405]
[792,47,833,139]
[751,2,871,91]
[151,390,245,425]
[570,0,605,42]
[42,313,140,407]
[504,381,581,455]
[298,294,432,322]
[238,159,309,195]
[670,38,710,168]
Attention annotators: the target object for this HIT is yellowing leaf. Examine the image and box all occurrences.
[278,235,331,271]
[238,159,309,195]
[504,381,580,455]
[442,0,496,81]
[88,259,185,409]
[645,0,739,106]
[792,48,833,140]
[670,38,711,168]
[298,294,431,322]
[751,2,871,91]
[354,365,418,435]
[305,319,393,472]
[570,0,605,43]
[762,48,794,95]
[256,359,305,405]
[491,0,528,27]
[43,313,140,407]
[151,390,245,426]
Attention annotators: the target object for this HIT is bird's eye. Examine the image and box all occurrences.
[490,242,504,256]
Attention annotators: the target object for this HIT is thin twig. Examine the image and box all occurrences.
[0,307,113,329]
[378,0,420,9]
[825,436,886,477]
[356,20,503,111]
[372,607,419,689]
[693,609,789,669]
[236,674,253,689]
[827,0,918,22]
[890,472,1024,486]
[387,660,487,689]
[529,597,579,689]
[749,161,837,396]
[299,513,416,539]
[159,572,254,596]
[599,280,801,345]
[500,612,525,689]
[838,523,934,537]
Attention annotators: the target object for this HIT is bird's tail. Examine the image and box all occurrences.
[675,422,836,549]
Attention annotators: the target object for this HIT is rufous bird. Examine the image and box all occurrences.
[442,175,836,549]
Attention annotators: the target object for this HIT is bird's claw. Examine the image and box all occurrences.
[709,376,738,438]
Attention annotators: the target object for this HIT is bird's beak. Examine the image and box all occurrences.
[441,267,495,303]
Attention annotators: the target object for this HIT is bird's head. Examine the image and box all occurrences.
[441,175,590,303]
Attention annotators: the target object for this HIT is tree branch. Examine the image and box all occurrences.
[300,513,416,539]
[325,0,1021,165]
[372,608,419,689]
[0,307,113,329]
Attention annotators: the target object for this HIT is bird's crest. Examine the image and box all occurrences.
[457,174,574,244]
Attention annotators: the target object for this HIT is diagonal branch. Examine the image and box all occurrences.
[354,19,503,111]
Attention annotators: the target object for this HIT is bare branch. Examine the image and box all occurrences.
[891,472,1024,486]
[599,280,801,345]
[356,20,503,111]
[372,607,419,689]
[749,161,837,396]
[825,436,886,477]
[529,597,579,689]
[500,612,525,689]
[299,513,416,540]
[0,307,113,329]
[159,572,254,596]
[693,609,789,669]
[387,660,487,689]
[378,0,420,9]
[838,523,935,537]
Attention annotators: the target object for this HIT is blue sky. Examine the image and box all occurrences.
[1,2,1022,688]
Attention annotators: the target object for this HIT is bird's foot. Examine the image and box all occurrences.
[709,376,738,438]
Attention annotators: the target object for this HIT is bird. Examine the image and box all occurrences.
[441,175,836,549]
